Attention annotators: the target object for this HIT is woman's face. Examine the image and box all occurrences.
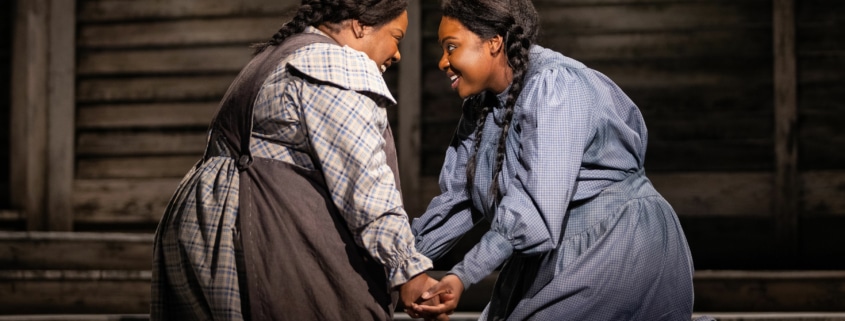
[438,16,506,98]
[357,11,408,73]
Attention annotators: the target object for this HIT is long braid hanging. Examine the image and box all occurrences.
[489,24,530,203]
[252,1,330,54]
[465,99,490,194]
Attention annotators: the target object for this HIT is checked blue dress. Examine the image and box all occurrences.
[412,45,695,320]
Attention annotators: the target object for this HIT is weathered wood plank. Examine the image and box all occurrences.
[78,17,284,48]
[79,0,297,22]
[0,232,153,270]
[76,131,206,156]
[73,179,181,223]
[0,270,150,314]
[47,0,77,231]
[398,0,423,217]
[802,171,845,216]
[649,172,773,216]
[586,58,772,89]
[773,0,799,259]
[0,210,22,221]
[78,46,253,75]
[694,270,845,311]
[422,1,772,37]
[77,75,233,103]
[11,0,49,231]
[77,155,200,179]
[77,102,218,129]
[541,29,773,60]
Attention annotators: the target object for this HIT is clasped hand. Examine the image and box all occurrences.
[400,273,464,321]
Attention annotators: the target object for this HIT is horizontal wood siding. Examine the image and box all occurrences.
[796,0,845,169]
[794,0,845,267]
[420,0,774,175]
[74,0,401,227]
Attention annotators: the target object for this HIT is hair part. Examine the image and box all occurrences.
[252,0,408,54]
[442,0,538,205]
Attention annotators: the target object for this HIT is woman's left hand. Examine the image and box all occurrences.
[412,274,464,317]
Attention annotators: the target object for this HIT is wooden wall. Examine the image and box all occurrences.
[3,0,843,267]
[74,0,292,228]
[419,0,845,270]
[73,0,400,230]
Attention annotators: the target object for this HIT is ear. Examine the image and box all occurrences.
[350,19,366,38]
[488,35,504,56]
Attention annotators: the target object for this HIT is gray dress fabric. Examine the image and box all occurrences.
[412,45,694,320]
[152,33,400,321]
[487,169,693,320]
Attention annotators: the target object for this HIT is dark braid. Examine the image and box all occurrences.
[443,0,538,203]
[253,0,407,54]
[465,102,490,192]
[489,24,530,201]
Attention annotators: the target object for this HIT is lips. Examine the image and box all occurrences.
[449,74,460,89]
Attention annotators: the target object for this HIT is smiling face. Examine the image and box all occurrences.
[438,16,510,98]
[356,10,408,73]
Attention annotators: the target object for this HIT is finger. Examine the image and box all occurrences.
[421,287,451,300]
[414,303,453,315]
[404,308,420,319]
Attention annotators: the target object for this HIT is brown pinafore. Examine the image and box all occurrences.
[207,32,400,321]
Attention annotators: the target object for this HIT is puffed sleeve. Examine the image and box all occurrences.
[449,67,596,288]
[411,98,485,260]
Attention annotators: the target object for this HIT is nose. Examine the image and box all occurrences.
[438,51,449,71]
[392,50,401,64]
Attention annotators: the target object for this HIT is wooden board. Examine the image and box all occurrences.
[0,232,153,270]
[0,270,150,314]
[72,178,181,224]
[78,46,253,75]
[79,0,297,22]
[77,102,218,129]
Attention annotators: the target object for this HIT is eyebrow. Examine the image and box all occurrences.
[439,36,456,45]
[393,28,406,39]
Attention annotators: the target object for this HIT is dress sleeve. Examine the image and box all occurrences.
[411,100,484,260]
[296,79,432,287]
[449,67,596,288]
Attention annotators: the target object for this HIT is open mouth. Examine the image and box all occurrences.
[449,74,460,89]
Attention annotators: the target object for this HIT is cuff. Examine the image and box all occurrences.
[387,249,433,288]
[448,230,513,290]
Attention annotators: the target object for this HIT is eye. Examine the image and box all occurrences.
[446,44,456,53]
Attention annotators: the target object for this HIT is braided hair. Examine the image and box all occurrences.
[253,0,408,54]
[442,0,539,203]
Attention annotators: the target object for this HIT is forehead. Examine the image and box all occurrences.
[386,10,408,31]
[438,16,468,39]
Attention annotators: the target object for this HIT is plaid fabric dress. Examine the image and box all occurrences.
[152,28,430,321]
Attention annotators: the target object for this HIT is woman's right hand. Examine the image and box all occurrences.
[413,274,464,317]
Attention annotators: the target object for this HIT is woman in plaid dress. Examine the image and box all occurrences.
[151,1,443,320]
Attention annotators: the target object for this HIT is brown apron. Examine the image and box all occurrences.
[207,33,400,321]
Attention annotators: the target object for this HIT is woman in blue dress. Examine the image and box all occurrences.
[409,0,695,320]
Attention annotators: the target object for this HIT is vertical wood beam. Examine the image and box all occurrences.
[11,0,76,231]
[399,0,423,217]
[11,0,49,231]
[47,0,76,231]
[773,0,798,260]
